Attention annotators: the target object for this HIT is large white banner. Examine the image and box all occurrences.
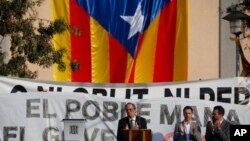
[0,77,250,140]
[0,93,249,141]
[1,77,250,104]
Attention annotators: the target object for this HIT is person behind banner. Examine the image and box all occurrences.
[117,102,147,141]
[205,105,231,141]
[173,106,201,141]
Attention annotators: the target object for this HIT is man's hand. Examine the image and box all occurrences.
[124,124,129,129]
[132,122,139,129]
[191,124,198,132]
[179,123,185,134]
[214,121,221,131]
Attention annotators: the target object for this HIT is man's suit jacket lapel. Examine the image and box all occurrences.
[136,116,142,128]
[221,119,230,131]
[124,117,131,129]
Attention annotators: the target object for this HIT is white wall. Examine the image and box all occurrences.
[188,0,220,81]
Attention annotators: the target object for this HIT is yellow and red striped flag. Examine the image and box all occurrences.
[52,0,188,83]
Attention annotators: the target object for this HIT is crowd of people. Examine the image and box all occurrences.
[117,103,232,141]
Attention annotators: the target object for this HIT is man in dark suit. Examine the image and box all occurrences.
[205,105,231,141]
[117,102,147,141]
[173,106,202,141]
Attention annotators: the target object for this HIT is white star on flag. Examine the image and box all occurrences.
[120,2,145,39]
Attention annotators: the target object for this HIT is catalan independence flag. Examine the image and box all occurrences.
[52,0,188,83]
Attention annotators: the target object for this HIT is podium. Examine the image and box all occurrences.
[123,129,152,141]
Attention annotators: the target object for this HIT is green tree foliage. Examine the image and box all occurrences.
[0,0,79,78]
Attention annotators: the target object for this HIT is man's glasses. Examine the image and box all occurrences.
[126,108,134,111]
